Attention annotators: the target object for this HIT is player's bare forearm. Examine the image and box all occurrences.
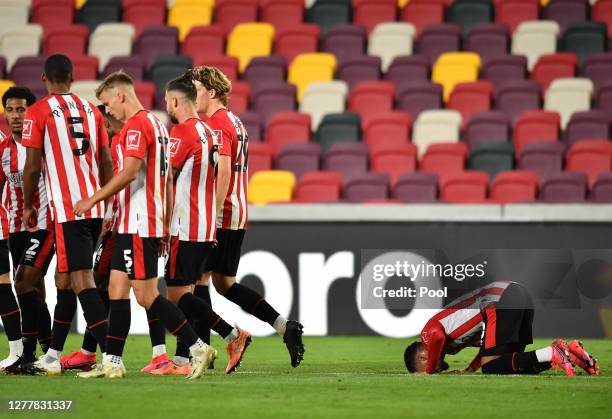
[165,168,176,235]
[216,155,230,218]
[465,353,482,372]
[23,147,42,210]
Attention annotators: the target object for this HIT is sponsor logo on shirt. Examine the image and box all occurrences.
[126,130,141,151]
[22,120,33,138]
[168,137,181,157]
[213,130,223,147]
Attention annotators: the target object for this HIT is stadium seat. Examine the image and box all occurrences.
[538,171,588,202]
[596,83,612,113]
[274,25,320,65]
[494,79,542,122]
[353,0,398,35]
[513,110,560,156]
[448,0,494,35]
[322,25,367,64]
[71,81,101,105]
[10,57,47,92]
[464,23,510,63]
[560,21,608,65]
[323,143,369,179]
[468,141,515,179]
[0,1,28,28]
[214,0,259,35]
[248,170,296,205]
[566,140,612,187]
[368,23,415,72]
[489,170,539,203]
[582,53,612,93]
[342,172,390,203]
[306,0,351,34]
[227,23,275,73]
[337,56,382,90]
[71,56,99,81]
[419,142,468,183]
[134,81,156,110]
[564,111,610,148]
[43,25,88,57]
[385,55,430,91]
[239,111,261,141]
[78,2,121,33]
[316,112,362,153]
[589,172,612,202]
[432,52,481,101]
[517,142,564,178]
[147,55,192,97]
[542,0,588,33]
[544,78,593,128]
[400,0,445,36]
[417,24,462,65]
[447,81,494,126]
[370,143,418,185]
[248,142,274,178]
[261,0,305,34]
[181,26,226,65]
[481,55,528,87]
[413,109,462,157]
[168,1,213,42]
[0,25,44,70]
[244,56,287,86]
[362,111,412,149]
[274,143,322,180]
[251,83,297,123]
[0,80,16,112]
[347,81,395,120]
[89,23,135,71]
[134,26,179,68]
[592,0,612,38]
[511,20,560,70]
[196,56,239,83]
[464,111,511,150]
[531,53,577,91]
[0,58,6,80]
[31,2,74,30]
[123,0,166,39]
[392,172,439,203]
[440,171,489,203]
[293,171,343,203]
[299,80,348,130]
[288,53,337,101]
[265,111,311,155]
[496,0,540,34]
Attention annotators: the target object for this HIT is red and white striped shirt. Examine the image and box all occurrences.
[0,132,9,239]
[420,281,513,373]
[115,110,168,238]
[0,134,52,232]
[21,93,109,223]
[206,109,248,230]
[169,118,228,242]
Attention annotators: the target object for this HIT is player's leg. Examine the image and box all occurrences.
[140,307,168,372]
[0,238,22,369]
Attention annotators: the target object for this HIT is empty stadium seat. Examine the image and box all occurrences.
[385,55,430,90]
[197,56,239,82]
[306,0,351,34]
[79,2,121,33]
[0,25,44,70]
[348,81,395,120]
[71,81,101,105]
[513,110,560,155]
[432,52,481,101]
[89,23,135,71]
[539,171,588,202]
[593,0,612,38]
[0,1,28,28]
[249,170,296,205]
[239,111,262,141]
[293,171,343,203]
[596,84,612,113]
[363,111,412,149]
[419,142,468,183]
[566,140,612,187]
[288,53,337,101]
[447,81,493,125]
[589,172,612,202]
[582,53,612,93]
[368,23,415,72]
[517,142,564,178]
[543,0,588,33]
[322,25,367,64]
[261,0,305,33]
[227,23,275,73]
[323,143,369,179]
[494,79,541,122]
[299,80,348,130]
[337,56,382,89]
[561,21,608,65]
[413,110,462,157]
[316,112,362,152]
[464,23,510,63]
[274,25,320,65]
[489,170,539,203]
[468,141,515,179]
[392,172,439,203]
[134,26,179,68]
[564,110,610,147]
[248,142,274,178]
[32,2,74,30]
[251,83,297,123]
[496,0,540,33]
[464,111,511,150]
[265,111,311,155]
[481,55,527,87]
[400,0,445,36]
[44,25,89,57]
[148,55,192,97]
[215,0,259,34]
[342,172,390,203]
[71,56,99,81]
[274,143,322,180]
[448,0,494,34]
[531,53,577,91]
[544,77,593,128]
[417,24,462,65]
[10,56,46,92]
[123,0,166,39]
[168,1,213,42]
[440,171,489,203]
[244,56,287,86]
[134,81,156,109]
[0,80,16,112]
[181,26,226,65]
[353,0,398,35]
[370,143,418,185]
[511,20,560,70]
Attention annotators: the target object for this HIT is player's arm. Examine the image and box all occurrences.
[163,167,176,250]
[216,155,230,218]
[423,326,446,374]
[464,352,482,373]
[22,147,43,230]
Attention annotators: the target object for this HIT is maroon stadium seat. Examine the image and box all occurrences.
[392,172,439,203]
[214,0,259,34]
[274,143,322,180]
[396,81,443,120]
[490,170,539,203]
[417,24,462,65]
[583,53,612,93]
[323,143,369,180]
[134,26,179,68]
[0,58,5,80]
[542,0,588,33]
[229,81,251,115]
[495,0,540,34]
[244,56,287,87]
[321,25,367,65]
[464,23,510,63]
[464,111,511,150]
[123,0,166,39]
[43,26,89,57]
[400,0,445,37]
[517,142,564,179]
[481,55,527,87]
[10,57,47,92]
[447,81,494,127]
[251,83,297,123]
[370,143,418,185]
[538,171,588,203]
[264,111,312,155]
[237,111,261,141]
[419,143,468,184]
[134,81,156,110]
[385,55,430,90]
[71,56,99,81]
[531,53,578,92]
[342,172,390,203]
[348,81,395,120]
[181,26,226,65]
[102,56,146,81]
[564,110,610,148]
[513,110,560,156]
[337,56,382,89]
[261,0,305,34]
[293,171,342,203]
[596,84,612,113]
[589,172,612,202]
[248,142,274,178]
[363,111,412,149]
[593,0,612,38]
[566,140,612,187]
[440,171,489,203]
[494,79,541,123]
[352,0,398,35]
[274,25,320,65]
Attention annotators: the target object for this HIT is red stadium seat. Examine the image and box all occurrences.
[264,112,312,155]
[566,140,612,188]
[593,0,612,38]
[513,110,560,156]
[0,114,9,136]
[447,80,494,127]
[370,143,418,185]
[353,0,398,35]
[123,0,166,39]
[490,170,539,203]
[419,143,468,184]
[193,55,239,83]
[531,53,578,92]
[363,111,412,149]
[214,0,259,34]
[495,0,540,33]
[228,81,251,115]
[261,0,304,34]
[347,81,395,121]
[32,3,75,31]
[440,171,489,203]
[134,81,156,110]
[293,171,342,203]
[400,0,445,37]
[123,0,166,6]
[275,25,320,65]
[71,56,99,81]
[181,26,226,65]
[43,26,89,57]
[248,143,274,178]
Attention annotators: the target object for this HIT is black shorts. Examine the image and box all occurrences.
[53,219,102,273]
[94,231,116,277]
[165,237,215,287]
[0,239,9,275]
[110,233,160,280]
[203,229,245,277]
[480,283,534,356]
[8,230,55,274]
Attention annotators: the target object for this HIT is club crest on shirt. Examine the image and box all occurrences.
[126,130,141,150]
[22,119,33,137]
[168,137,181,156]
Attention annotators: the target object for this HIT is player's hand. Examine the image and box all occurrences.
[74,198,95,217]
[101,216,114,235]
[160,231,170,256]
[22,207,39,232]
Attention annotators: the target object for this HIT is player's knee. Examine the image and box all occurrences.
[212,274,235,295]
[196,272,210,286]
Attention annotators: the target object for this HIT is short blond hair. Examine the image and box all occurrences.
[190,66,232,106]
[95,70,134,99]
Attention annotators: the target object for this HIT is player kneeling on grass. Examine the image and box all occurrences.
[404,281,599,376]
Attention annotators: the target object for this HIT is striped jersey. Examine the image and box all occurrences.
[21,93,108,223]
[0,134,52,232]
[0,132,9,239]
[115,110,168,238]
[206,108,248,230]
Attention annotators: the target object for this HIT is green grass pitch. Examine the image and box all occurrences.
[1,335,611,418]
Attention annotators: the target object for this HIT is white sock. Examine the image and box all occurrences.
[536,347,553,363]
[81,348,94,356]
[152,344,166,357]
[189,338,209,353]
[8,339,23,358]
[174,356,189,366]
[224,328,239,343]
[45,349,61,362]
[273,316,287,337]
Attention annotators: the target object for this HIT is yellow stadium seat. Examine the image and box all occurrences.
[75,0,87,9]
[288,53,337,102]
[541,0,551,6]
[0,80,16,112]
[227,23,275,73]
[168,2,213,42]
[248,170,296,205]
[398,0,410,7]
[432,52,481,102]
[173,0,215,6]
